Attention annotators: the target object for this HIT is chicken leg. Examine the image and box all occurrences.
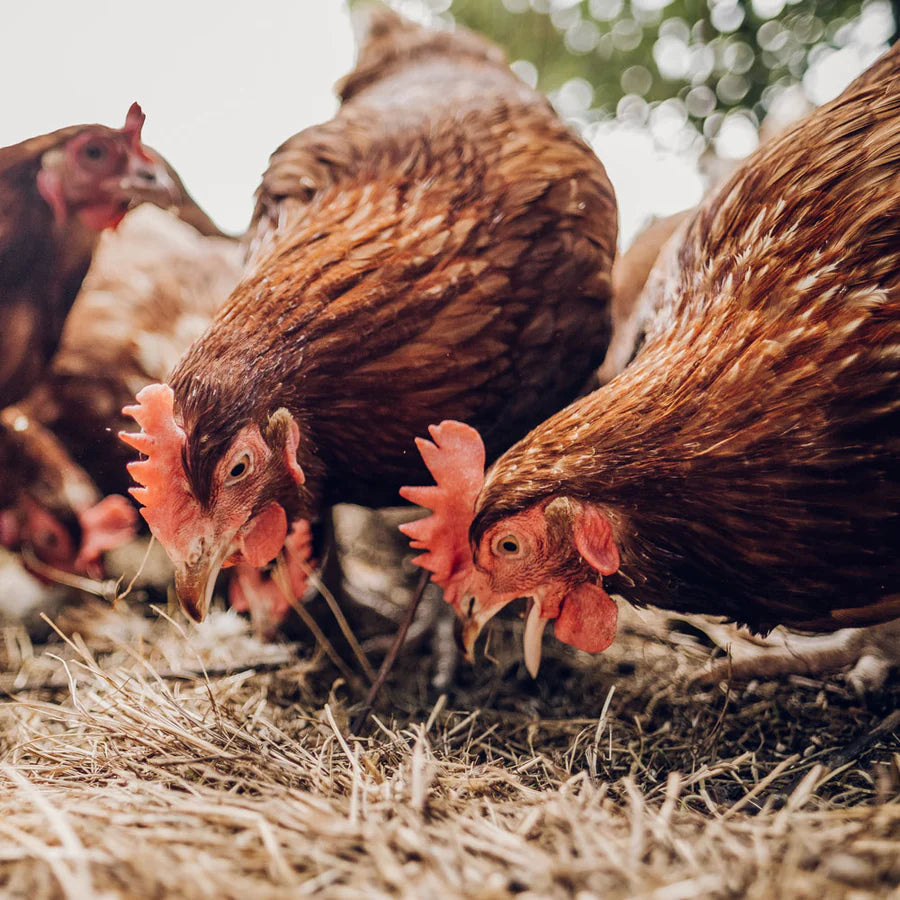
[690,618,900,696]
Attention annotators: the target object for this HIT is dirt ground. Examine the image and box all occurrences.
[0,565,897,900]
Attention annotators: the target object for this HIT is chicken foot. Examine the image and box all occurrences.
[335,505,459,684]
[690,618,900,696]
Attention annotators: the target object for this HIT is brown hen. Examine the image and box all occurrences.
[402,44,900,679]
[0,105,179,410]
[0,407,135,577]
[122,7,617,622]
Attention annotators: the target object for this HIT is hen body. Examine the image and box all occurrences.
[570,48,900,631]
[404,43,900,672]
[126,9,617,619]
[176,11,616,512]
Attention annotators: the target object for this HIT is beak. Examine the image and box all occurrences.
[172,541,232,622]
[456,585,519,664]
[119,155,179,210]
[459,604,495,662]
[458,588,554,678]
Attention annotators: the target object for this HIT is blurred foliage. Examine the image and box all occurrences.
[377,0,896,148]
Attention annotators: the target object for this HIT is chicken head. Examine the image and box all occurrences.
[121,383,307,621]
[400,421,620,676]
[36,103,177,232]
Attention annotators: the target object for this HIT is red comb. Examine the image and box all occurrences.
[399,421,486,607]
[119,382,198,547]
[123,102,150,159]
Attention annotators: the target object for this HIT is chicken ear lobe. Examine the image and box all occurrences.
[573,503,620,575]
[398,421,486,608]
[267,408,305,487]
[36,168,67,227]
[554,582,618,653]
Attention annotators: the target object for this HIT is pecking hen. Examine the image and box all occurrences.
[401,44,900,680]
[121,7,618,623]
[25,204,316,638]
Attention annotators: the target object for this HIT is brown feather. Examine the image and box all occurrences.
[473,44,900,633]
[170,11,617,522]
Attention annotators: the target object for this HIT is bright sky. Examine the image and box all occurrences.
[0,1,355,235]
[0,1,884,242]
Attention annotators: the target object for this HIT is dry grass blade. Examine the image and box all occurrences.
[0,602,896,898]
[273,554,361,691]
[301,561,377,684]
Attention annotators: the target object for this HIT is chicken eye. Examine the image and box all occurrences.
[492,533,523,557]
[81,142,108,163]
[37,531,59,549]
[225,453,253,485]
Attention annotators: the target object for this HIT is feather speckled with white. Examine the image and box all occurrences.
[474,43,900,633]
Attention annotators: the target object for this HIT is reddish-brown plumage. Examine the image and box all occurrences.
[0,407,136,576]
[123,9,617,620]
[22,206,241,498]
[0,105,180,410]
[403,43,900,673]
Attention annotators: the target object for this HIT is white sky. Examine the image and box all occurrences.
[1,1,355,234]
[0,1,881,242]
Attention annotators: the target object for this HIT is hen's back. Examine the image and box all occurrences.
[220,8,618,504]
[585,44,900,628]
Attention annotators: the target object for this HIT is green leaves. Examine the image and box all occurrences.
[433,0,892,145]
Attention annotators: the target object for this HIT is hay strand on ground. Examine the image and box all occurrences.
[0,600,897,898]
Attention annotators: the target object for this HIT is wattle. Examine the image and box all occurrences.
[77,202,128,232]
[553,581,618,653]
[236,502,288,568]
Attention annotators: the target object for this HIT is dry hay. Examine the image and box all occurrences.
[0,596,897,899]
